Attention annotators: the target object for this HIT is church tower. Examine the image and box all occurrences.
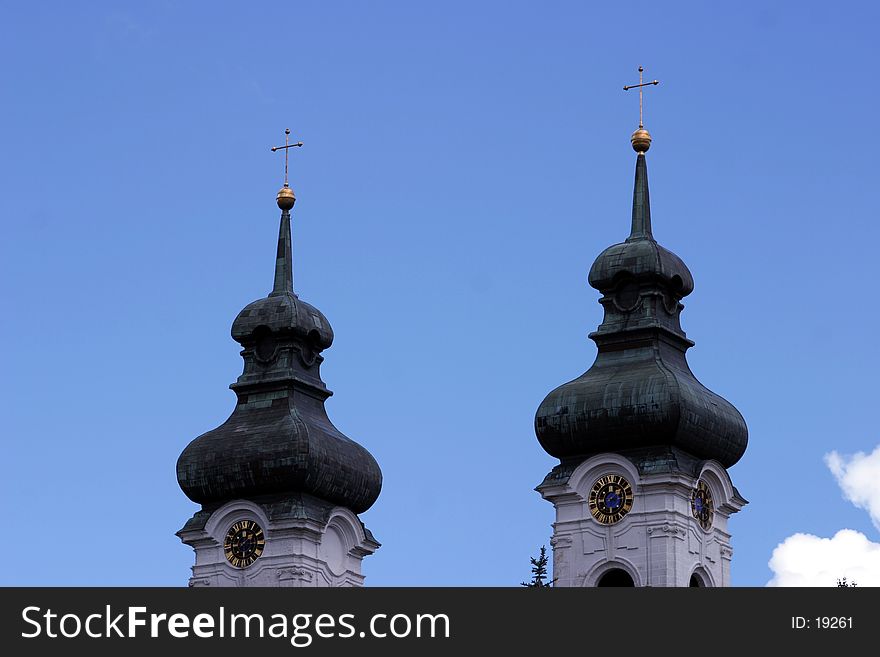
[176,133,382,587]
[534,74,748,587]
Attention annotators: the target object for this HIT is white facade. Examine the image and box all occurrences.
[539,453,745,587]
[177,499,379,587]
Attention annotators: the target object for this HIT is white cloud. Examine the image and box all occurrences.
[825,446,880,530]
[768,529,880,586]
[767,446,880,586]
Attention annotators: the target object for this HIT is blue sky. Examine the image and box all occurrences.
[2,1,879,586]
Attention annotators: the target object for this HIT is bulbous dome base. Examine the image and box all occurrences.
[535,338,747,468]
[177,387,382,513]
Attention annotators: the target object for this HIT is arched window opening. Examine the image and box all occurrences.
[597,568,635,587]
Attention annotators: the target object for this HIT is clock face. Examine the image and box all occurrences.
[224,520,265,568]
[588,474,634,525]
[691,480,714,531]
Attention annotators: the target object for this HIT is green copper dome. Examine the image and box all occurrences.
[535,150,747,468]
[177,202,382,513]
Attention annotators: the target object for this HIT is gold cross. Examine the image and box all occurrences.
[623,66,659,129]
[270,128,303,186]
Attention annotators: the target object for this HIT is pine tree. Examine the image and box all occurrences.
[521,545,553,587]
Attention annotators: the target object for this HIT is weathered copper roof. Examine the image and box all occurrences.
[177,204,381,513]
[535,151,747,467]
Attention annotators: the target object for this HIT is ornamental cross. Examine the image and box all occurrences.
[623,66,660,128]
[270,128,304,186]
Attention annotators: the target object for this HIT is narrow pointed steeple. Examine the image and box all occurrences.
[534,69,748,590]
[623,65,656,242]
[628,153,652,241]
[177,133,382,515]
[176,129,382,589]
[269,128,301,297]
[270,197,294,296]
[536,108,746,468]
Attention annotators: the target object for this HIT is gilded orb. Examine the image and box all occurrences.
[276,185,296,211]
[631,127,652,153]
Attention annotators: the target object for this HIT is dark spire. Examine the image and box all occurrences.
[177,155,382,514]
[270,206,294,296]
[269,128,300,297]
[628,153,653,241]
[535,131,747,470]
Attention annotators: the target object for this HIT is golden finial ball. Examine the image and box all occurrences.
[276,185,296,211]
[631,127,652,153]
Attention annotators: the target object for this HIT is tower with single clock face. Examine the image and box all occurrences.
[175,133,382,587]
[534,82,748,587]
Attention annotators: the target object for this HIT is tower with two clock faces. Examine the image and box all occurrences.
[175,156,382,587]
[534,123,748,587]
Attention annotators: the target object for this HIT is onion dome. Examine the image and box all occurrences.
[588,152,694,299]
[231,193,333,356]
[177,189,382,513]
[535,138,747,468]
